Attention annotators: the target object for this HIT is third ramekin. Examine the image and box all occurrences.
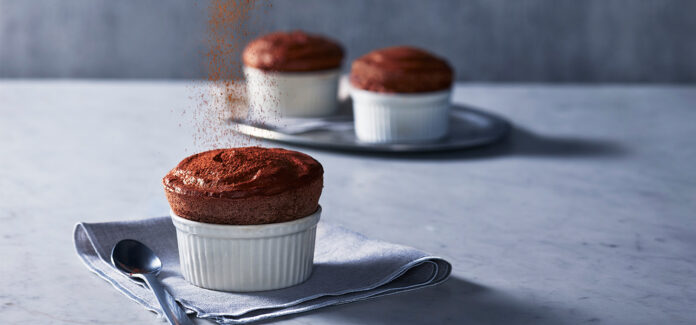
[350,87,452,143]
[170,206,321,292]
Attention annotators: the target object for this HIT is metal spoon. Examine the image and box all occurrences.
[111,239,194,325]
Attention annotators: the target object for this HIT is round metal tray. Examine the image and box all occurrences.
[227,105,510,153]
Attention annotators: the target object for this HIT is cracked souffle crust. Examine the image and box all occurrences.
[350,46,453,93]
[163,147,323,225]
[242,30,344,72]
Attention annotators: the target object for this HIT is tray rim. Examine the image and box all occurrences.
[227,106,511,153]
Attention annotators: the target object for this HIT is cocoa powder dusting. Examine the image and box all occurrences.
[163,147,323,198]
[187,0,271,149]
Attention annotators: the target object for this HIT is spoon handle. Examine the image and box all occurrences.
[142,273,194,325]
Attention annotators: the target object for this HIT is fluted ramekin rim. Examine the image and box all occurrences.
[170,205,321,238]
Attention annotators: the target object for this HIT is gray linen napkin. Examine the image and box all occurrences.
[73,217,451,324]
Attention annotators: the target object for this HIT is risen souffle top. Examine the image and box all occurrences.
[163,147,323,225]
[350,46,453,93]
[242,30,344,72]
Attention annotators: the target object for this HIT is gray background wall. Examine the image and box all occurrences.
[1,0,695,82]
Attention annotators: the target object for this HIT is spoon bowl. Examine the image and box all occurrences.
[111,239,162,275]
[110,239,193,325]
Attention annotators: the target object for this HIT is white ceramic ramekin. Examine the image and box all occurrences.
[170,207,321,292]
[244,66,340,121]
[350,87,452,143]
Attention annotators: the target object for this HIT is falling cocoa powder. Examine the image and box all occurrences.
[187,0,271,149]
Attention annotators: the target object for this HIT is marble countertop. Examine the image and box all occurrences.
[1,81,694,324]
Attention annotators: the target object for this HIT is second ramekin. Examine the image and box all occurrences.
[170,206,321,292]
[350,87,452,143]
[244,66,340,121]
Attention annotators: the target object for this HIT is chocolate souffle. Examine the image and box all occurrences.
[242,30,344,72]
[350,46,453,93]
[163,147,323,225]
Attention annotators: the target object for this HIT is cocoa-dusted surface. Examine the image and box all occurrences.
[242,30,344,72]
[163,147,323,225]
[350,46,453,93]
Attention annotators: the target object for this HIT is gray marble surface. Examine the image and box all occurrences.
[1,81,695,324]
